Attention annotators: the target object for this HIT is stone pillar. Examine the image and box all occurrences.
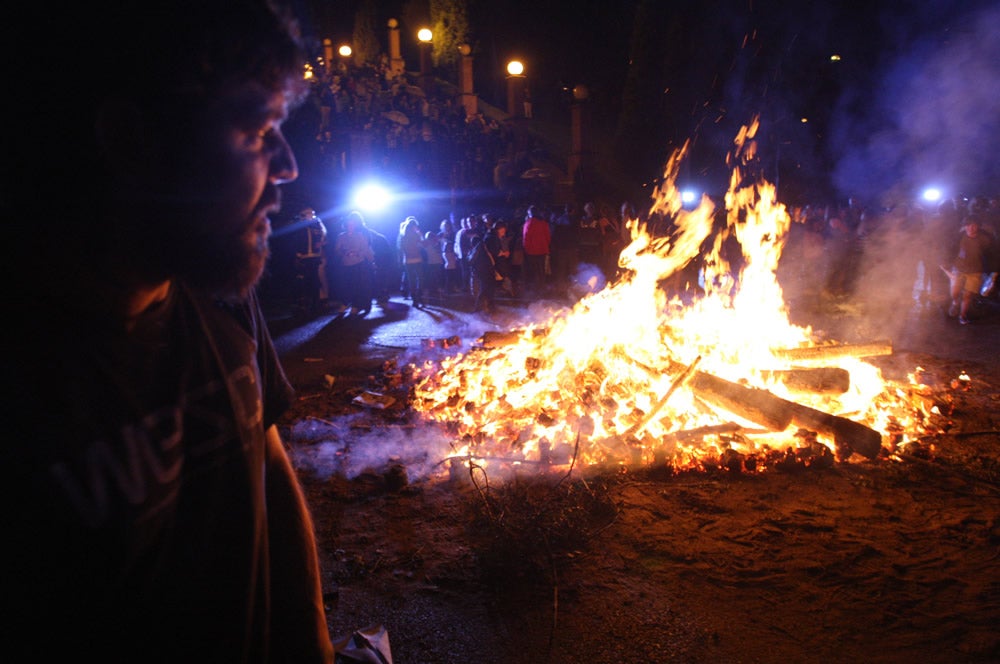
[418,29,433,93]
[387,18,404,77]
[323,39,334,75]
[506,75,525,118]
[458,44,477,118]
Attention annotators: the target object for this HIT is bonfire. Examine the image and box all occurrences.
[410,119,941,474]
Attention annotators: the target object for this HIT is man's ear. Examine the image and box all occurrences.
[95,98,155,177]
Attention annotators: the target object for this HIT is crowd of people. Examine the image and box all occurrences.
[275,197,634,318]
[779,195,1000,324]
[277,191,999,329]
[301,56,548,208]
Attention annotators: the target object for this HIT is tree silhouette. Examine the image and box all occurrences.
[430,0,470,70]
[351,0,379,66]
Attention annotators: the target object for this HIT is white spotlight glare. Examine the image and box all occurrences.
[352,182,392,213]
[921,187,942,204]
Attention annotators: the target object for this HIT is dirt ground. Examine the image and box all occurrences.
[274,294,1000,664]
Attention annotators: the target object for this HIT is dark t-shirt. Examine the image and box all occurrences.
[10,284,295,662]
[954,232,992,274]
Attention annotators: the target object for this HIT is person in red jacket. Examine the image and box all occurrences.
[522,204,552,297]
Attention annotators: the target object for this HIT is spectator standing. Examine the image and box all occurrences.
[440,218,463,294]
[578,201,603,267]
[7,1,335,661]
[454,214,484,293]
[366,223,395,306]
[484,219,513,296]
[947,216,992,325]
[973,196,1000,299]
[822,213,857,299]
[454,215,474,291]
[599,201,624,281]
[398,216,425,307]
[918,199,962,310]
[522,204,552,297]
[333,210,376,316]
[508,212,526,296]
[293,207,328,314]
[551,202,580,290]
[468,234,500,313]
[423,229,445,299]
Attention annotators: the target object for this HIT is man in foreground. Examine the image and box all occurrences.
[6,1,335,661]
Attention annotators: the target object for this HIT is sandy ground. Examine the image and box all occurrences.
[271,290,1000,664]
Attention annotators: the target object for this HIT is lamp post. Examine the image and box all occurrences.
[417,28,433,93]
[505,60,526,118]
[387,18,404,77]
[337,44,352,73]
[458,43,477,118]
[322,38,334,75]
[568,84,591,189]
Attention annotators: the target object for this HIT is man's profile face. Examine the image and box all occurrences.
[146,81,299,301]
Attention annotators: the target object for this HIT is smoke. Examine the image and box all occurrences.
[830,2,1000,203]
[284,302,574,482]
[288,415,459,483]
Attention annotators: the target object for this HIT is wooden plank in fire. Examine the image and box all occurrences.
[479,328,549,349]
[772,340,893,363]
[666,361,883,460]
[632,355,849,396]
[761,367,851,394]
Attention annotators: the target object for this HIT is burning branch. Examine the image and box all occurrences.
[624,355,702,438]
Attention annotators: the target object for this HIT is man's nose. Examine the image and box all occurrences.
[270,132,298,185]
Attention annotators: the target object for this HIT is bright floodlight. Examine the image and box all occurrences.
[353,182,392,213]
[506,60,524,76]
[921,187,942,204]
[681,189,698,205]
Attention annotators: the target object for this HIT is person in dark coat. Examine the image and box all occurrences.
[468,234,500,313]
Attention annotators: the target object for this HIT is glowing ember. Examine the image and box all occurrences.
[410,119,941,474]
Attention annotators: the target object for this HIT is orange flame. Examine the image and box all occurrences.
[411,119,935,474]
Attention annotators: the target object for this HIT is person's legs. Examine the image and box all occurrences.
[959,273,981,323]
[405,263,423,306]
[948,269,962,317]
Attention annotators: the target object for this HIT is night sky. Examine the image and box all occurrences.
[296,0,1000,206]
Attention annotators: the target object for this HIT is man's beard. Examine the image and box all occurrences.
[136,212,271,303]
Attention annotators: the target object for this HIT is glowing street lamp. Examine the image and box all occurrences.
[418,28,433,92]
[338,44,352,58]
[506,59,526,118]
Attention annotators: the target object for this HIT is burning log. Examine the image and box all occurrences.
[667,361,883,460]
[761,367,851,394]
[664,422,766,442]
[479,328,548,349]
[772,340,893,363]
[681,368,794,432]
